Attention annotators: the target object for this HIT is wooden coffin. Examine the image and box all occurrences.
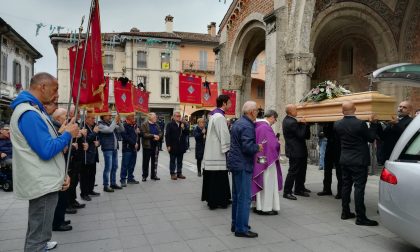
[296,91,396,122]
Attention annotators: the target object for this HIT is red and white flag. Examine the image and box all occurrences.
[179,74,202,105]
[133,87,150,114]
[114,79,134,114]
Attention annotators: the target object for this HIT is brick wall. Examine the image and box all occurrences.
[408,16,420,111]
[313,38,377,91]
[226,0,273,46]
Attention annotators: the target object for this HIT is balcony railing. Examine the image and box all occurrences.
[182,60,215,73]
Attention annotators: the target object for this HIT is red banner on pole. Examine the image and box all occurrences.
[93,76,109,115]
[222,89,237,116]
[133,87,150,114]
[69,0,104,108]
[114,79,134,114]
[201,82,218,107]
[179,74,202,105]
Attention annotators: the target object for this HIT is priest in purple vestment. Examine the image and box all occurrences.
[252,109,283,215]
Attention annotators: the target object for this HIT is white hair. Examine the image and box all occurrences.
[173,110,181,116]
[147,112,156,120]
[242,101,257,114]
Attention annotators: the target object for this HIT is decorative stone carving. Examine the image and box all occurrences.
[285,53,315,76]
[264,11,277,35]
[313,0,409,45]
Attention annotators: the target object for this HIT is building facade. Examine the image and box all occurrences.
[50,15,218,123]
[0,18,42,122]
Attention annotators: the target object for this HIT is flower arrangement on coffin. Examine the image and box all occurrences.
[300,80,351,103]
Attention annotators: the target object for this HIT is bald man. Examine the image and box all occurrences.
[334,101,379,226]
[282,104,311,200]
[377,101,413,165]
[10,72,79,251]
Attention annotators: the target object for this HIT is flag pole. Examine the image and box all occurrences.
[65,0,96,174]
[66,15,85,120]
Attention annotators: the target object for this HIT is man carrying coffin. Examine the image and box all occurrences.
[252,110,282,215]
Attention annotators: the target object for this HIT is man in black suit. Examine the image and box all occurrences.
[378,101,412,164]
[317,122,342,199]
[165,111,190,180]
[282,104,311,200]
[334,101,379,226]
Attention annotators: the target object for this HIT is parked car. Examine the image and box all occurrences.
[374,63,420,248]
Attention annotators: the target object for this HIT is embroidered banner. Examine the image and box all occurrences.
[201,81,218,107]
[222,89,237,116]
[179,74,202,105]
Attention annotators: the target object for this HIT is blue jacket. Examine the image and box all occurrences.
[10,91,72,160]
[228,115,259,172]
[121,122,138,152]
[0,138,12,159]
[98,120,122,151]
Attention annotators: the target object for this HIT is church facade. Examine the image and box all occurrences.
[216,0,420,124]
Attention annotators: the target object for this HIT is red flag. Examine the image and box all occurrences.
[133,87,150,113]
[93,76,109,115]
[179,74,202,105]
[222,89,236,116]
[201,82,218,107]
[69,0,104,107]
[114,79,134,114]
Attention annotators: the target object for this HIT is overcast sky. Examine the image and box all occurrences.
[1,0,231,76]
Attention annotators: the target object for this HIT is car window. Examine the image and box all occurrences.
[398,131,420,162]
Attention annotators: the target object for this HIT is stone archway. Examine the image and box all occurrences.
[228,16,266,113]
[310,2,402,99]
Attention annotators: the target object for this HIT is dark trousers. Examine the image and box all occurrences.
[197,159,202,174]
[67,164,80,205]
[121,151,137,182]
[88,163,97,193]
[80,163,96,196]
[142,147,158,178]
[52,191,67,228]
[341,165,368,220]
[284,157,307,194]
[322,156,342,195]
[169,152,184,175]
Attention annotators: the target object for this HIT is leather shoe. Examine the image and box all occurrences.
[235,231,258,238]
[64,220,71,225]
[151,177,160,181]
[294,191,310,197]
[81,195,91,201]
[120,181,127,187]
[317,191,333,196]
[231,225,251,232]
[53,224,72,231]
[283,193,297,200]
[103,186,114,193]
[127,179,140,184]
[356,218,378,226]
[177,174,186,179]
[142,177,147,182]
[335,194,342,199]
[72,201,86,209]
[65,207,77,214]
[171,175,177,180]
[303,188,311,193]
[110,184,122,190]
[341,212,356,220]
[89,191,100,196]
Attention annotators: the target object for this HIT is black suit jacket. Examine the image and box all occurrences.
[378,115,412,164]
[334,116,378,167]
[282,115,310,158]
[165,120,189,155]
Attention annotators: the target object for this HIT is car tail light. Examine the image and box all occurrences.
[380,167,398,185]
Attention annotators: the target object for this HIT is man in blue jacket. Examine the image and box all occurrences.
[120,114,140,186]
[0,123,12,167]
[228,101,263,238]
[10,72,79,252]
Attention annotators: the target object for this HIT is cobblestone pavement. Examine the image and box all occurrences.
[0,139,418,252]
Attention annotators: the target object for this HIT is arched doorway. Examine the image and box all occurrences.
[229,17,266,115]
[311,2,398,95]
[190,109,211,124]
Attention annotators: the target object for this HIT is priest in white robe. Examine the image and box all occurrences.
[252,110,283,215]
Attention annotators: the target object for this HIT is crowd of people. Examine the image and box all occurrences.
[7,72,416,250]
